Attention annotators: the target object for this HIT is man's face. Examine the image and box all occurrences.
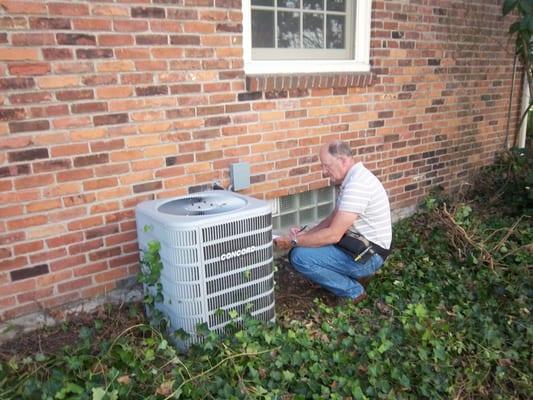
[320,148,347,184]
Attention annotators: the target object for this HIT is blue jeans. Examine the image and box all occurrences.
[289,245,384,299]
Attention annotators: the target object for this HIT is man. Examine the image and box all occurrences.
[274,140,392,303]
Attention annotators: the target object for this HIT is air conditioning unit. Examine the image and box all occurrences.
[135,191,275,350]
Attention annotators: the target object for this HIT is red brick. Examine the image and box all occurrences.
[8,63,51,76]
[69,238,104,255]
[67,216,103,231]
[0,248,12,260]
[83,177,118,191]
[0,49,39,61]
[26,199,62,213]
[94,266,128,283]
[9,91,52,104]
[0,296,16,310]
[30,17,70,29]
[0,205,23,218]
[40,292,80,309]
[74,261,107,277]
[81,282,116,299]
[113,20,148,32]
[48,207,87,223]
[7,215,47,230]
[0,257,28,273]
[0,278,36,297]
[89,246,121,261]
[57,277,92,293]
[56,33,96,46]
[51,143,89,157]
[1,302,41,321]
[11,33,55,46]
[56,89,93,101]
[49,2,89,16]
[14,240,44,255]
[91,201,120,214]
[98,34,133,46]
[109,253,138,268]
[9,120,49,133]
[14,174,54,190]
[33,159,72,173]
[29,104,69,118]
[17,286,54,304]
[63,194,97,207]
[42,48,72,60]
[36,269,71,286]
[49,255,86,272]
[57,169,94,182]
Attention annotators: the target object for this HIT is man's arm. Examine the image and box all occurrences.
[307,211,335,232]
[274,210,358,250]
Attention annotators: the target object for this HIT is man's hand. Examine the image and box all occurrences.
[273,235,293,250]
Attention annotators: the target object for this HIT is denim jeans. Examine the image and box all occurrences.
[289,245,384,299]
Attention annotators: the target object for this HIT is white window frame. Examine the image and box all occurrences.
[242,0,372,75]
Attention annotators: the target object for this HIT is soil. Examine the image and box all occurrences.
[0,256,340,361]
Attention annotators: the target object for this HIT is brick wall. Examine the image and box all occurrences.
[0,0,521,322]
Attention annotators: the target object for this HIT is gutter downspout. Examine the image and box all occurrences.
[518,72,529,148]
[505,54,518,149]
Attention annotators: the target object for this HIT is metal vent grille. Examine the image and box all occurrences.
[160,247,199,266]
[203,231,271,261]
[207,277,274,310]
[205,247,272,278]
[206,262,273,295]
[165,230,197,246]
[202,214,271,242]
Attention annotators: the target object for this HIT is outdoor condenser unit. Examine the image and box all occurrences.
[135,191,275,349]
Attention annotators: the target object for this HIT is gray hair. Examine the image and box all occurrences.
[327,140,353,158]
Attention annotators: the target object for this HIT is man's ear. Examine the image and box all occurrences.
[340,156,351,168]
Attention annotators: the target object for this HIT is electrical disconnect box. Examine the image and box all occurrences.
[230,162,250,191]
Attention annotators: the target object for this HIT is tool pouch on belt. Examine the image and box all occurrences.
[335,232,374,263]
[335,231,391,263]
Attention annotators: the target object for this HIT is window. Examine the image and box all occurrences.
[271,186,336,232]
[243,0,372,75]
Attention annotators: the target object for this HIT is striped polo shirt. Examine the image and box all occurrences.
[336,162,392,249]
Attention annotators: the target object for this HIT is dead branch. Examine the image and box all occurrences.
[436,204,495,270]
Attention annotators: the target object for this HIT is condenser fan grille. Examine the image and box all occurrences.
[157,194,247,216]
[202,214,271,242]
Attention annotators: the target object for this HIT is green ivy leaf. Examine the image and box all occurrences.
[92,387,106,400]
[503,0,519,16]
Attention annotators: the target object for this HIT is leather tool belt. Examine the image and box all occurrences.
[335,230,391,263]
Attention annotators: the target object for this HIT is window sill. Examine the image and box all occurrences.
[245,72,376,92]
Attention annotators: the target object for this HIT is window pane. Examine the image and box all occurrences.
[300,208,316,224]
[252,0,274,5]
[277,0,300,8]
[326,14,344,48]
[303,0,323,10]
[303,13,323,48]
[327,0,345,11]
[280,212,297,227]
[252,10,275,47]
[279,194,296,212]
[317,203,333,219]
[278,11,300,48]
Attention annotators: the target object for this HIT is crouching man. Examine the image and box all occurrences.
[274,140,392,303]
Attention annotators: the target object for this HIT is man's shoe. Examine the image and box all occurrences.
[352,292,368,305]
[356,276,372,288]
